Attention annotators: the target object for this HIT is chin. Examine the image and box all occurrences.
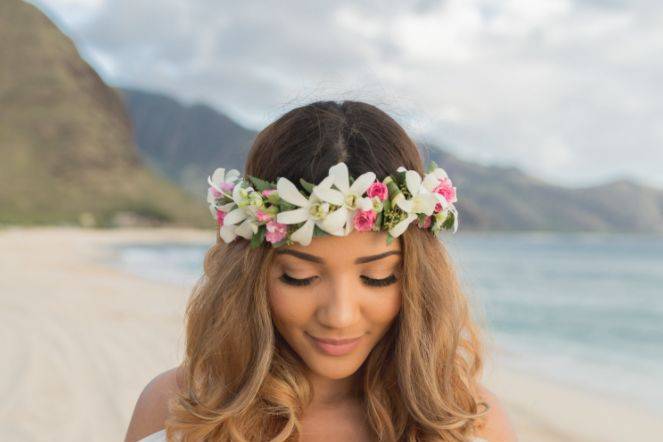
[305,354,366,380]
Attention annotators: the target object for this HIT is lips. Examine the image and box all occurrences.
[306,332,364,356]
[309,334,363,345]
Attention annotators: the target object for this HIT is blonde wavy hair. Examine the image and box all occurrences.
[165,101,490,441]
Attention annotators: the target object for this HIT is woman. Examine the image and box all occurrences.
[124,101,517,441]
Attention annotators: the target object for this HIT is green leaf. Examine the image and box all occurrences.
[382,197,391,212]
[266,192,281,205]
[417,213,427,227]
[386,233,394,245]
[442,211,455,230]
[385,178,401,202]
[374,212,383,230]
[250,225,266,249]
[312,224,328,237]
[299,178,315,194]
[279,200,298,211]
[247,175,275,192]
[270,238,289,247]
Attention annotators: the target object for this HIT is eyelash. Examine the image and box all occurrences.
[278,273,398,288]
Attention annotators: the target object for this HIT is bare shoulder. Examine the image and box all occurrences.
[474,384,518,442]
[124,365,185,442]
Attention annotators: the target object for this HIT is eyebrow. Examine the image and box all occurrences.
[275,249,402,264]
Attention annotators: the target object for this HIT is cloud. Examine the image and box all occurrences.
[28,0,103,27]
[29,0,663,188]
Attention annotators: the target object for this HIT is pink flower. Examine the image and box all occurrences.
[261,189,276,198]
[353,209,377,232]
[265,220,288,243]
[366,182,388,201]
[209,186,223,199]
[216,209,226,226]
[256,209,272,222]
[422,215,432,228]
[433,178,457,202]
[433,178,457,212]
[220,182,236,192]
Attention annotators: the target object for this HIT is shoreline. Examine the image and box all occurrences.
[0,226,660,441]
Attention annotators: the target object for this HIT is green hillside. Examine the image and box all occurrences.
[422,147,663,233]
[0,0,213,228]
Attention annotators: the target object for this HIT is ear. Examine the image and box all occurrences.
[473,384,519,442]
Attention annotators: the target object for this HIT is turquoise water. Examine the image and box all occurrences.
[110,232,663,412]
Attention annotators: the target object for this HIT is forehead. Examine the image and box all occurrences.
[274,230,401,265]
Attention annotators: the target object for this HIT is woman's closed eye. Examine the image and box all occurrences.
[278,273,398,287]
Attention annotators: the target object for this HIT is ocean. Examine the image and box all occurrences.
[109,232,663,413]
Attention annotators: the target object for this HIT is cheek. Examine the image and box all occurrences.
[267,282,314,329]
[364,287,402,326]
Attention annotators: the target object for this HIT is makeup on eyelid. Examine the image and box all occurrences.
[278,272,398,287]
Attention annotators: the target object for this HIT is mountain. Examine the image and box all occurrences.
[0,0,212,228]
[120,89,663,233]
[118,87,256,196]
[420,146,663,232]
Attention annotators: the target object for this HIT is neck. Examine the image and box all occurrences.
[304,368,361,407]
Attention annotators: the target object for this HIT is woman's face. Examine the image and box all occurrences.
[267,229,402,381]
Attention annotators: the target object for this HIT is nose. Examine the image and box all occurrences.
[315,274,360,330]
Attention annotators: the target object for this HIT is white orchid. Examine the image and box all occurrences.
[312,162,377,235]
[448,204,459,233]
[207,168,243,230]
[388,167,438,238]
[207,168,241,203]
[207,168,245,242]
[432,202,459,234]
[422,166,449,186]
[421,166,456,213]
[208,199,236,218]
[217,181,263,243]
[275,175,348,246]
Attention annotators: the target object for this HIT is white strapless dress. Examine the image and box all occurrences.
[138,429,488,441]
[139,429,166,441]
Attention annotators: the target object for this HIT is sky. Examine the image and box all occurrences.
[29,0,663,189]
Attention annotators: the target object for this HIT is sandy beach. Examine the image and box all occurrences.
[0,226,660,442]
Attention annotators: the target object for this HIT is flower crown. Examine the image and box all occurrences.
[206,161,458,248]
